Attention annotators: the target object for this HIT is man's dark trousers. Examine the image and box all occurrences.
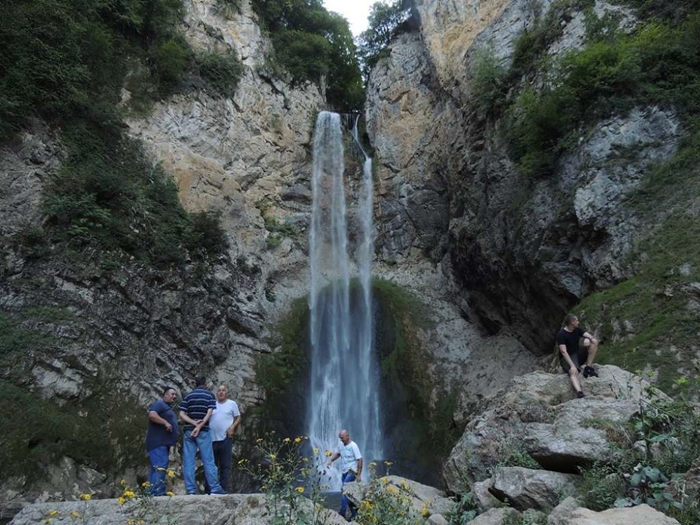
[212,437,232,492]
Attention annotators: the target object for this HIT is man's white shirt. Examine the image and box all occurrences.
[339,441,362,474]
[210,399,240,442]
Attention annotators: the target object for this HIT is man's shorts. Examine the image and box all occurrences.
[560,340,590,373]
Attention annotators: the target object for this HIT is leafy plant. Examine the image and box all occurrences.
[356,464,423,525]
[238,434,329,525]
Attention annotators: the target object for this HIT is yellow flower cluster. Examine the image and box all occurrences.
[79,493,91,501]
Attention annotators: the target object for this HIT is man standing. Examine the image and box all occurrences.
[208,384,241,493]
[557,313,600,398]
[327,429,363,521]
[179,376,226,495]
[146,387,179,496]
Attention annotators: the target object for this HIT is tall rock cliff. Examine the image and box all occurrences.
[366,0,684,354]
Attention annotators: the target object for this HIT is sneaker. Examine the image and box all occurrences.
[577,390,586,398]
[210,491,228,496]
[583,366,598,378]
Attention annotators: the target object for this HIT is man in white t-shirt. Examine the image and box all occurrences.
[207,384,241,492]
[327,429,363,521]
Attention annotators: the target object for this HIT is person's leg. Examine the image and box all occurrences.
[562,353,584,394]
[339,471,356,517]
[197,430,224,494]
[585,339,598,366]
[183,430,198,494]
[217,437,232,492]
[148,446,169,496]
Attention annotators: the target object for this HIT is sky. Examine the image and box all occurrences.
[323,0,376,36]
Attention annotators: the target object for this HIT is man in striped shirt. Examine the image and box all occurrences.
[179,376,227,495]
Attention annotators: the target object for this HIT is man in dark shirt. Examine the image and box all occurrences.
[146,387,179,495]
[557,313,600,398]
[179,376,226,495]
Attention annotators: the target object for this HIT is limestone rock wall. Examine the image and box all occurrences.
[366,0,681,353]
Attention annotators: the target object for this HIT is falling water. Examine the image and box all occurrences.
[307,111,383,489]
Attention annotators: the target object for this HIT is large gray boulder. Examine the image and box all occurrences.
[443,366,669,493]
[343,475,454,518]
[548,497,680,524]
[9,494,351,525]
[489,467,579,511]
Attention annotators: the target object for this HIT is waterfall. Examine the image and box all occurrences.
[307,111,383,489]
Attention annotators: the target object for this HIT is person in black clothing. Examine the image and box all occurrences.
[557,313,599,398]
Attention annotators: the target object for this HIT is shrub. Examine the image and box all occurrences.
[42,121,228,265]
[197,52,243,98]
[470,50,508,117]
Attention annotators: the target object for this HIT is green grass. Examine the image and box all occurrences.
[577,214,700,395]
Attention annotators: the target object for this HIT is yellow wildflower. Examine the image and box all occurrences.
[283,437,291,443]
[256,438,263,444]
[166,491,175,497]
[313,447,319,454]
[141,481,152,488]
[79,493,91,501]
[118,497,127,505]
[294,437,302,444]
[48,511,59,517]
[384,461,393,466]
[70,511,81,519]
[120,479,127,486]
[269,454,276,460]
[295,487,304,493]
[167,470,176,478]
[123,490,135,499]
[325,450,332,457]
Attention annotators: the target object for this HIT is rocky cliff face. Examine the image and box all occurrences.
[366,0,682,352]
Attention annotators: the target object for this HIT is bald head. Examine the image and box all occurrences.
[339,429,350,445]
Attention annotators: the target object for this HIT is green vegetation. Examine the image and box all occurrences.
[373,279,462,462]
[0,379,145,481]
[196,51,243,98]
[256,298,309,398]
[0,311,146,480]
[576,212,700,395]
[42,122,228,265]
[0,0,232,266]
[358,1,414,78]
[252,0,364,111]
[473,0,700,177]
[238,435,329,525]
[577,388,700,524]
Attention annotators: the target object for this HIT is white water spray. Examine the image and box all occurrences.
[307,111,383,489]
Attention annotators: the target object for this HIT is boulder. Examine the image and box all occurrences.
[343,475,454,517]
[444,366,669,493]
[473,479,501,511]
[9,494,351,525]
[548,497,680,524]
[489,467,579,511]
[467,507,521,525]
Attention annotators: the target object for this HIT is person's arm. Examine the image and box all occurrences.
[326,452,340,468]
[179,411,200,427]
[227,415,241,438]
[559,343,578,375]
[149,409,173,432]
[582,331,598,344]
[356,458,363,482]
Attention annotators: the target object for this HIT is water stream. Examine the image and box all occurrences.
[307,111,383,489]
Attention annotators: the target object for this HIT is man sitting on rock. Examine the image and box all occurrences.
[557,313,599,398]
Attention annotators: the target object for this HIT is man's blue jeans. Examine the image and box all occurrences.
[340,471,357,518]
[148,445,169,496]
[183,429,224,494]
